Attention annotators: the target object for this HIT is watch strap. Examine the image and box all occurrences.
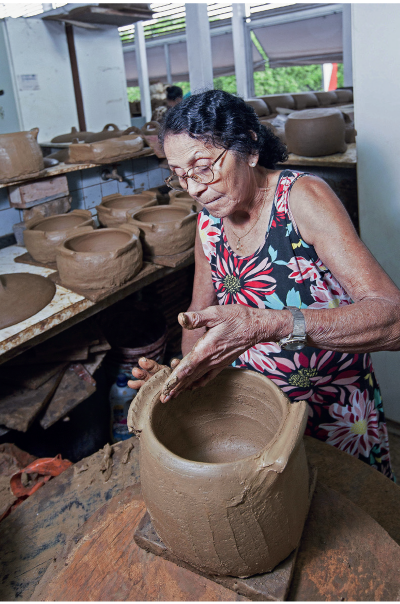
[283,306,306,338]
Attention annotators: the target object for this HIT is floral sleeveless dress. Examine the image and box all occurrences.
[198,169,394,480]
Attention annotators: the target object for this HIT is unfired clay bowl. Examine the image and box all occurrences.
[285,108,347,157]
[168,190,201,212]
[0,128,45,184]
[96,193,157,228]
[128,366,309,577]
[127,205,196,258]
[23,210,95,264]
[56,225,142,290]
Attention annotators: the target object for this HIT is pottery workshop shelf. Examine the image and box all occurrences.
[0,244,194,366]
[0,147,155,190]
[283,142,357,169]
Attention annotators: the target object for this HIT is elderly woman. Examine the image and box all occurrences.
[129,90,400,479]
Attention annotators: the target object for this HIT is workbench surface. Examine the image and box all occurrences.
[0,244,193,366]
[284,142,356,169]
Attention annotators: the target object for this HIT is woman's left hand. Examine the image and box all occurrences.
[160,305,286,402]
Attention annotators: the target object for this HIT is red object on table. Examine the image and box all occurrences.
[10,454,72,503]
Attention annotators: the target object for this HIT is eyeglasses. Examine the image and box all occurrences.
[164,148,227,191]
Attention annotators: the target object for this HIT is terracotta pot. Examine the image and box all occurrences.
[168,190,200,212]
[84,124,123,143]
[292,92,319,110]
[50,127,92,143]
[128,366,309,577]
[23,210,94,264]
[140,121,165,158]
[285,108,347,157]
[314,91,339,106]
[127,205,196,258]
[143,187,170,204]
[56,224,143,290]
[66,134,144,165]
[96,193,157,228]
[0,128,45,184]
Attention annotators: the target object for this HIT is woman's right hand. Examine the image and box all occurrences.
[128,356,180,391]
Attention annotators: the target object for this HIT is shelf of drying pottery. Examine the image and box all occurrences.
[0,147,156,190]
[283,141,356,169]
[0,244,194,366]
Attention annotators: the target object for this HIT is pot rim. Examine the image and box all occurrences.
[138,367,307,471]
[25,211,92,233]
[59,227,138,255]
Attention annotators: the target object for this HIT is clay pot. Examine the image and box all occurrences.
[0,128,45,184]
[23,210,94,264]
[67,134,144,165]
[245,98,270,117]
[0,273,56,330]
[168,190,200,212]
[260,94,295,114]
[143,187,170,204]
[292,92,319,110]
[84,124,123,143]
[285,108,347,157]
[140,121,165,158]
[96,193,157,228]
[314,91,338,106]
[128,366,309,577]
[56,224,142,290]
[50,127,92,143]
[127,205,196,258]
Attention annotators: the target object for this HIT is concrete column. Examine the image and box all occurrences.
[352,4,400,421]
[135,20,152,122]
[232,3,252,99]
[185,3,213,92]
[342,3,353,87]
[164,43,172,85]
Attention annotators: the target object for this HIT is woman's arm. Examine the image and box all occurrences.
[159,177,400,401]
[288,175,400,352]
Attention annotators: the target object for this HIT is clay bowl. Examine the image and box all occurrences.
[56,225,142,290]
[127,205,196,258]
[285,108,347,157]
[96,193,157,228]
[23,210,95,264]
[169,190,201,212]
[0,128,45,184]
[128,367,309,577]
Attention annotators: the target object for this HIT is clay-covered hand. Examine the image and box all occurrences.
[160,305,262,402]
[128,356,180,391]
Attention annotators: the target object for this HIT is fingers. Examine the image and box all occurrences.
[127,379,146,390]
[170,358,181,369]
[138,357,161,374]
[178,306,219,331]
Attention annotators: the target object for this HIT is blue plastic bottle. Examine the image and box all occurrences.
[109,373,135,443]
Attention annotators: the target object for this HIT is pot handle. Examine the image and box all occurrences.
[29,127,39,140]
[122,126,141,136]
[95,204,111,215]
[127,367,172,435]
[257,399,308,472]
[126,213,155,231]
[175,212,197,229]
[103,123,119,132]
[119,223,141,238]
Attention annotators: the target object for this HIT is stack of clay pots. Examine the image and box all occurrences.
[140,121,165,158]
[56,224,143,290]
[127,205,196,260]
[23,210,95,264]
[169,190,201,212]
[96,192,157,228]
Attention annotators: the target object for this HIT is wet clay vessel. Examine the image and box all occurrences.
[140,121,165,158]
[24,210,94,264]
[96,193,157,228]
[0,128,45,184]
[285,108,347,157]
[56,224,142,290]
[128,367,309,577]
[169,190,201,212]
[127,205,196,259]
[67,135,143,165]
[0,273,56,330]
[50,127,92,143]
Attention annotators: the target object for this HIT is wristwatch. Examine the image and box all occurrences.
[279,306,307,351]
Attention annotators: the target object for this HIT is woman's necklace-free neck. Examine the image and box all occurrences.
[228,182,271,252]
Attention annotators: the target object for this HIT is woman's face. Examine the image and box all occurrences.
[163,132,258,218]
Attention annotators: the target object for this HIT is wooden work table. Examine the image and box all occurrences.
[0,244,194,366]
[0,435,399,601]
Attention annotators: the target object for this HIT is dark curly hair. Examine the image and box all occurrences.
[159,89,288,169]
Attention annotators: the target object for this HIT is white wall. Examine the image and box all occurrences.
[73,26,131,132]
[0,21,21,134]
[352,4,400,422]
[4,18,78,142]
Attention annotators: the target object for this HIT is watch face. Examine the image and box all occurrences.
[283,341,306,351]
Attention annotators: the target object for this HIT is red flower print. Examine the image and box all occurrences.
[319,389,381,458]
[213,246,276,308]
[239,342,281,373]
[198,211,221,262]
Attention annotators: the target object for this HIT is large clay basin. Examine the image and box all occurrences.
[23,210,95,264]
[285,108,347,157]
[96,193,157,228]
[56,225,142,290]
[128,367,309,577]
[169,190,201,212]
[127,205,196,258]
[0,128,45,184]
